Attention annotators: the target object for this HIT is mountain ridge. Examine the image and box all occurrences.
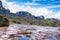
[0,1,60,27]
[0,0,45,20]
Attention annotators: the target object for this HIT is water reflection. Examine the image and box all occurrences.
[6,24,60,40]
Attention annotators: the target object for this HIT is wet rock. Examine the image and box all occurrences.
[39,34,49,39]
[13,37,18,40]
[26,34,31,37]
[14,34,23,37]
[51,32,59,37]
[1,35,9,38]
[55,38,60,40]
[58,34,60,36]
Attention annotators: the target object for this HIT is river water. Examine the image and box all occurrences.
[6,24,60,40]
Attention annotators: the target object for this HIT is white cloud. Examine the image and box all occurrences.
[24,2,40,6]
[47,5,60,8]
[32,0,56,2]
[1,0,60,19]
[32,0,46,2]
[50,12,60,19]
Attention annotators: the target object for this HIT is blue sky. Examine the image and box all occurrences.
[1,0,60,19]
[7,0,60,6]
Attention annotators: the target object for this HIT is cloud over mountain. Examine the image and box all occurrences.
[1,0,60,19]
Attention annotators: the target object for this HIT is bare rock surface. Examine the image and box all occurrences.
[0,24,60,40]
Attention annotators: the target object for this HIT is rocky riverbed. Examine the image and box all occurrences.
[0,24,60,40]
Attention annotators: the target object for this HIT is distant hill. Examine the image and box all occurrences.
[0,0,59,21]
[0,0,45,20]
[0,1,60,27]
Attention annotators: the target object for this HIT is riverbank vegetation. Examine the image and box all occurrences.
[0,15,60,28]
[10,18,60,27]
[0,1,60,27]
[0,16,9,27]
[10,18,60,28]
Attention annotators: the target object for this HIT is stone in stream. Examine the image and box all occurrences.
[37,33,49,39]
[26,34,31,37]
[54,34,60,40]
[51,32,59,37]
[40,35,49,39]
[55,37,60,40]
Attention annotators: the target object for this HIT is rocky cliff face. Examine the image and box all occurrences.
[0,0,45,20]
[16,11,45,20]
[0,0,10,14]
[0,1,3,9]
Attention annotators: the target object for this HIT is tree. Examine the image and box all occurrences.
[17,22,21,24]
[0,16,3,26]
[56,21,60,27]
[12,20,17,23]
[1,18,9,26]
[0,16,9,27]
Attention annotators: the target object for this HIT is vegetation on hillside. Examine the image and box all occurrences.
[0,0,60,27]
[0,16,9,27]
[0,13,60,27]
[0,12,59,27]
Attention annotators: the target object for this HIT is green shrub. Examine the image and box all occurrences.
[17,22,21,24]
[0,16,9,27]
[12,20,17,23]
